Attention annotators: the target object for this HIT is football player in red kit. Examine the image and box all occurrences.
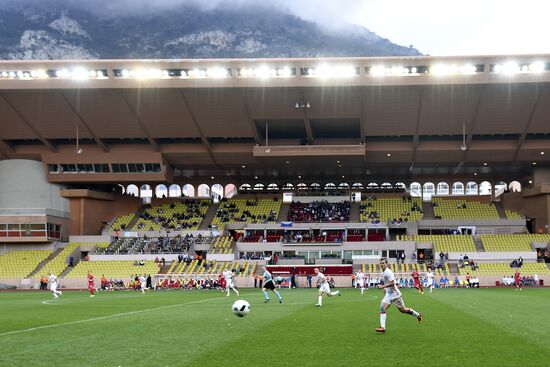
[514,270,522,291]
[88,273,95,297]
[412,270,424,294]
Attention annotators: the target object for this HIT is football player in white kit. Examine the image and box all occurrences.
[48,273,62,299]
[355,271,367,295]
[139,275,147,294]
[426,267,435,293]
[223,269,239,297]
[376,258,422,333]
[314,268,340,307]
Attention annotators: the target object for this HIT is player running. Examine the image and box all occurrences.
[48,273,62,299]
[314,268,340,307]
[426,267,435,293]
[355,271,367,295]
[514,270,522,291]
[223,269,239,297]
[412,269,424,294]
[261,268,283,303]
[139,274,147,294]
[376,258,423,333]
[88,273,95,297]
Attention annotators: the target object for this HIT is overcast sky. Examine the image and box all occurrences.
[273,0,550,55]
[13,0,550,55]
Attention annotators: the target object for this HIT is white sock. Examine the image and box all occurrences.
[410,309,420,317]
[361,288,364,295]
[380,313,386,329]
[330,291,339,296]
[318,295,322,305]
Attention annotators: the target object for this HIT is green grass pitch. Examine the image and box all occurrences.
[0,288,549,366]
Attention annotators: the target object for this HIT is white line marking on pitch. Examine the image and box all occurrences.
[0,297,223,338]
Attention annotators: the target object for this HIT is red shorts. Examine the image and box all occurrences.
[88,283,95,289]
[514,279,520,285]
[414,280,421,287]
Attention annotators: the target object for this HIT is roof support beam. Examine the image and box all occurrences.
[454,85,485,175]
[0,93,56,152]
[411,87,425,164]
[360,89,366,144]
[178,91,219,167]
[119,91,160,152]
[59,92,109,152]
[240,90,261,145]
[299,91,313,144]
[0,139,14,157]
[512,87,545,161]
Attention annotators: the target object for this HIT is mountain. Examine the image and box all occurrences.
[0,0,421,60]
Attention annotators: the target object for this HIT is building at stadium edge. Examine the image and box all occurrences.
[0,54,549,289]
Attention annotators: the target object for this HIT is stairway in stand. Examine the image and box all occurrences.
[29,246,64,277]
[493,201,508,219]
[349,202,361,222]
[422,201,436,219]
[277,203,291,222]
[199,203,220,230]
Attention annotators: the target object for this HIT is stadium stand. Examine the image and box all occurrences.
[361,197,423,223]
[288,200,350,222]
[38,243,81,277]
[97,235,211,255]
[132,200,209,231]
[480,234,550,252]
[432,198,500,219]
[212,198,281,226]
[505,210,525,220]
[0,250,52,278]
[210,236,233,254]
[109,213,135,231]
[65,260,161,279]
[399,234,477,253]
[458,262,550,276]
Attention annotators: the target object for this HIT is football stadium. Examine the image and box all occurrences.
[2,11,550,362]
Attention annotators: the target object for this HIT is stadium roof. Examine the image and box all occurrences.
[0,54,549,184]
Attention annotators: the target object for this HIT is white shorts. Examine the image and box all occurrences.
[226,280,233,288]
[319,282,331,294]
[141,282,146,289]
[50,284,58,292]
[356,280,365,288]
[427,280,434,286]
[382,294,405,308]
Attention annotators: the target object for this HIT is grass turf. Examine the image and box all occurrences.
[0,288,549,367]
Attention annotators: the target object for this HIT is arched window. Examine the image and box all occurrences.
[325,183,336,190]
[117,184,125,195]
[410,182,421,197]
[479,181,492,195]
[466,182,478,195]
[168,184,181,197]
[352,182,364,189]
[197,184,210,197]
[395,182,406,190]
[494,181,508,198]
[282,183,294,190]
[452,182,464,195]
[509,181,522,193]
[267,183,279,191]
[211,184,224,200]
[297,183,308,190]
[436,182,449,196]
[253,183,265,191]
[224,184,237,198]
[381,182,392,190]
[367,182,379,188]
[140,184,152,198]
[155,184,168,198]
[338,182,350,190]
[127,184,139,197]
[239,183,252,192]
[310,183,321,190]
[422,182,435,200]
[182,184,195,197]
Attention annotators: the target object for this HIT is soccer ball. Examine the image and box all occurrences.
[232,300,250,317]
